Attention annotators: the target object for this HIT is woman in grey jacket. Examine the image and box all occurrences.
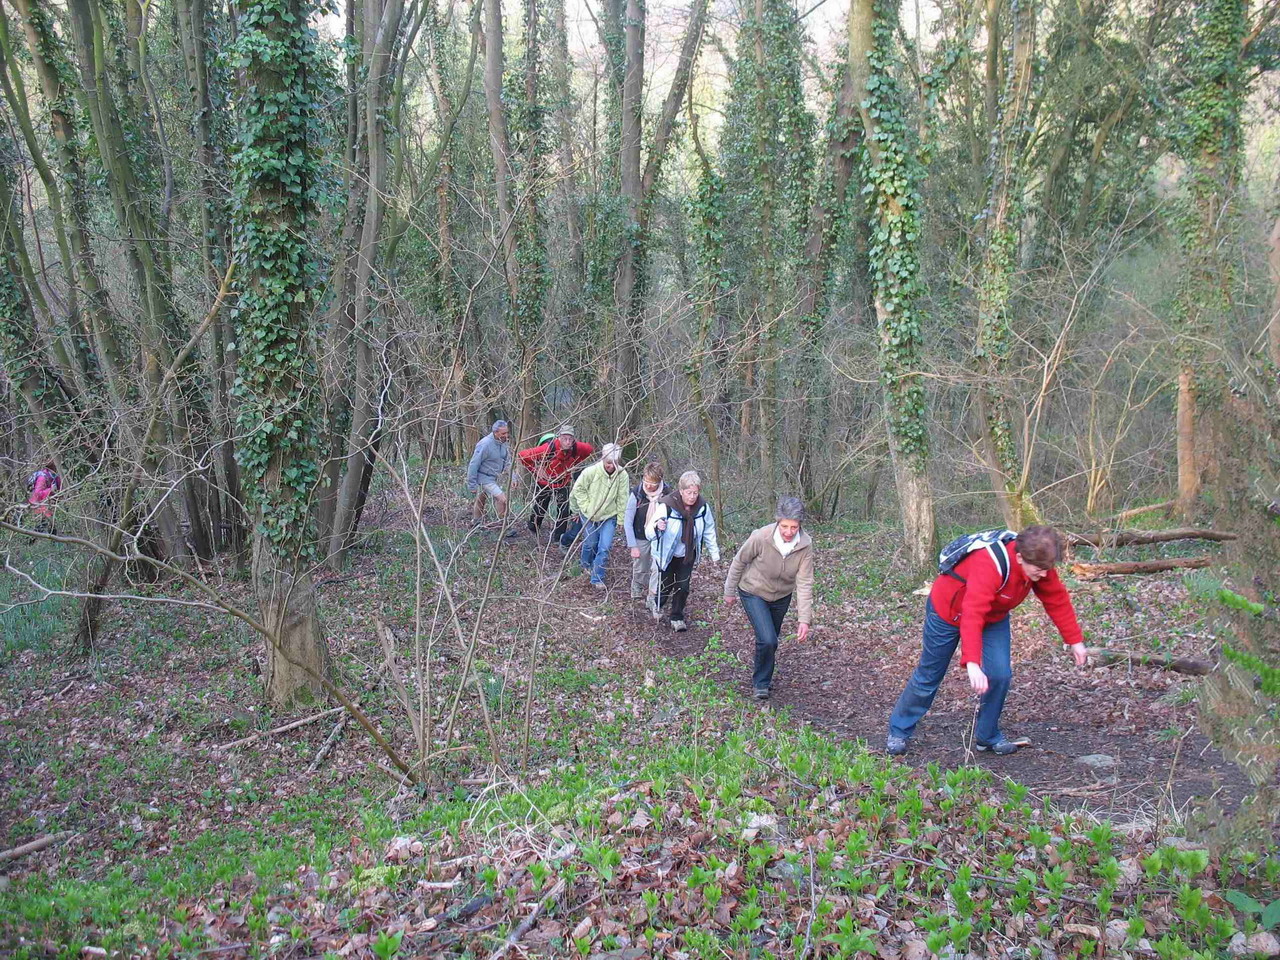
[724,497,815,700]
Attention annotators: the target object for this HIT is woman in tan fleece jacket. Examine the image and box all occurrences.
[724,497,815,700]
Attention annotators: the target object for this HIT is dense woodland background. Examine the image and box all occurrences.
[0,0,1278,793]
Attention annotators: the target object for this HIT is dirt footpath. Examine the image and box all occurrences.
[589,557,1254,822]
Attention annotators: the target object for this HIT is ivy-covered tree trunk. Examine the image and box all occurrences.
[973,0,1039,529]
[515,0,547,446]
[233,0,329,707]
[1171,0,1247,522]
[850,0,937,575]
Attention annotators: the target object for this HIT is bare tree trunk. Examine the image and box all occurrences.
[795,53,860,510]
[611,0,644,438]
[1267,212,1280,368]
[973,0,1039,529]
[483,0,520,305]
[1175,363,1199,520]
[175,0,242,557]
[327,0,407,568]
[552,0,584,317]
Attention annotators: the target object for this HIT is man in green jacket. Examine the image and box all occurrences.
[564,443,630,590]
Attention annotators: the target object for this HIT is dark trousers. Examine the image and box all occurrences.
[740,590,792,690]
[888,599,1013,746]
[530,484,570,540]
[656,555,696,620]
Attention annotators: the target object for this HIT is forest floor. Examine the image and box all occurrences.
[0,490,1275,957]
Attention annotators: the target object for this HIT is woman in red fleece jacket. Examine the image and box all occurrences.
[886,525,1088,756]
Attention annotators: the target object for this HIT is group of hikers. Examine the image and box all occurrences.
[466,421,1089,757]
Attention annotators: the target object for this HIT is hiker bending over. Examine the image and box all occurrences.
[647,470,720,632]
[467,420,512,524]
[518,425,593,542]
[724,496,814,702]
[886,525,1088,757]
[624,462,669,606]
[565,443,629,590]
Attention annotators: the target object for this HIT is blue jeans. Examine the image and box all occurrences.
[574,517,616,585]
[741,590,792,690]
[888,599,1012,746]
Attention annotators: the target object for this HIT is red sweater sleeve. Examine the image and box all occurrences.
[1032,571,1084,646]
[517,442,549,469]
[957,555,1001,667]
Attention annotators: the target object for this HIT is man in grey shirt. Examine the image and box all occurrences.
[467,420,512,523]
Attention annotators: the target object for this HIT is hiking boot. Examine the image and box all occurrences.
[975,736,1028,756]
[670,619,688,632]
[886,736,908,757]
[591,580,606,592]
[753,687,770,701]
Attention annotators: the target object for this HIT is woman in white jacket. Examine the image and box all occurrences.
[646,470,720,632]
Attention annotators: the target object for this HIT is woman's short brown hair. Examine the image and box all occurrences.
[1016,525,1064,568]
[643,461,664,481]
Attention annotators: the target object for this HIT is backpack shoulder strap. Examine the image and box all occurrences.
[985,541,1012,591]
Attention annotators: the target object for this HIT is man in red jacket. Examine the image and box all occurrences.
[517,425,593,541]
[886,525,1089,756]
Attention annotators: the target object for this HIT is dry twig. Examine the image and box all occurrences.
[485,878,566,960]
[216,708,344,751]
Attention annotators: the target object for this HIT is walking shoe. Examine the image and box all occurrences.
[975,736,1028,755]
[753,687,770,701]
[649,596,662,620]
[670,619,688,632]
[886,736,908,756]
[591,580,606,592]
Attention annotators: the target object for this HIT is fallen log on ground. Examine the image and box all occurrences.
[1086,646,1212,676]
[0,832,72,862]
[1067,528,1237,548]
[1071,557,1211,578]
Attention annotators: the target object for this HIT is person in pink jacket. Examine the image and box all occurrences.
[27,460,62,534]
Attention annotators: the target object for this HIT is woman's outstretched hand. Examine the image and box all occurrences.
[724,595,737,607]
[1070,643,1089,667]
[797,623,810,642]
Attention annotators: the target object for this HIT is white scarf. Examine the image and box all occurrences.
[773,526,798,558]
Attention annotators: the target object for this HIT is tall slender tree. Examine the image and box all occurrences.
[973,0,1039,528]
